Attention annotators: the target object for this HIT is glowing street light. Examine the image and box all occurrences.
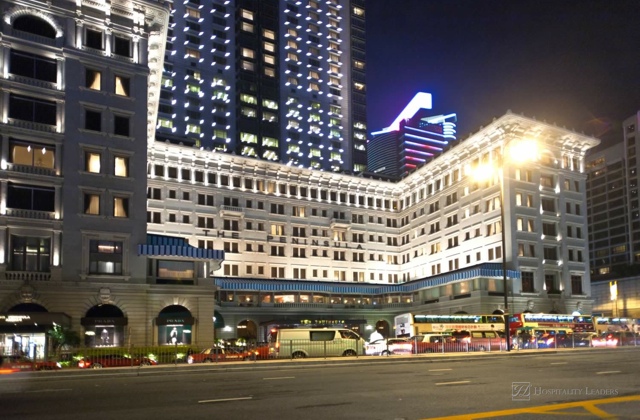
[472,138,537,352]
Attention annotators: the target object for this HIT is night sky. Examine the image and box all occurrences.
[365,0,640,144]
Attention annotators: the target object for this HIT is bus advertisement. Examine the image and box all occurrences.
[394,313,505,337]
[509,313,595,334]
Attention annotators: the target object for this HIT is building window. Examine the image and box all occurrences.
[571,275,583,295]
[543,247,558,261]
[542,222,557,236]
[84,193,100,215]
[10,236,50,272]
[89,240,123,274]
[114,156,128,177]
[86,69,102,90]
[9,50,57,82]
[9,94,56,125]
[7,183,54,212]
[85,152,101,173]
[85,28,103,50]
[263,28,275,39]
[241,9,254,20]
[85,110,101,131]
[521,271,534,293]
[11,141,55,169]
[114,75,130,96]
[544,274,556,292]
[240,21,254,32]
[113,197,129,218]
[113,35,131,57]
[241,60,254,71]
[114,115,130,136]
[541,198,555,212]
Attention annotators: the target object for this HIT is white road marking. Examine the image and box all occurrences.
[198,397,253,404]
[596,370,621,375]
[263,376,295,380]
[435,380,471,386]
[25,388,73,393]
[429,368,453,372]
[550,362,568,365]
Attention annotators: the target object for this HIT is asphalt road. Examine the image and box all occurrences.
[1,349,639,420]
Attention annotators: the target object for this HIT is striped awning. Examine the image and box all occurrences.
[214,262,518,293]
[138,234,224,260]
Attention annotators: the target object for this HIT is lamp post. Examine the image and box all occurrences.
[474,138,537,352]
[498,166,510,352]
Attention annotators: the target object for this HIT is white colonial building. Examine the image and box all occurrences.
[147,113,599,341]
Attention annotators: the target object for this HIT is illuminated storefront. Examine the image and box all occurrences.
[156,305,194,345]
[81,304,127,347]
[0,310,71,359]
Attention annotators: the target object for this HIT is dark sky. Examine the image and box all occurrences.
[365,0,640,143]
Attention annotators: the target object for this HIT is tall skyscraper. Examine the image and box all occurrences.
[157,0,367,173]
[368,92,457,179]
[586,111,640,281]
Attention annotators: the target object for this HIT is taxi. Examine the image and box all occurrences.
[365,338,412,356]
[0,355,61,373]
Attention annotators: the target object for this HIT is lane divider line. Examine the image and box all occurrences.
[436,380,471,386]
[263,376,295,380]
[198,397,253,404]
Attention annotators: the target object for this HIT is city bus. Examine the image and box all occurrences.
[594,317,640,333]
[394,313,505,337]
[509,313,595,334]
[509,313,596,348]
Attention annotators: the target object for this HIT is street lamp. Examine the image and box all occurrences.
[474,138,537,352]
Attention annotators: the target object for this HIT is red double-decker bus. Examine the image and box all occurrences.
[509,313,595,349]
[509,313,595,334]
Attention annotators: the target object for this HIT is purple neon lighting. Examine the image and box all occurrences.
[405,149,434,157]
[405,133,449,145]
[405,126,448,138]
[404,141,443,151]
[373,92,433,134]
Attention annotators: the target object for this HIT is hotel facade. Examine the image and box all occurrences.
[147,113,599,342]
[0,0,601,356]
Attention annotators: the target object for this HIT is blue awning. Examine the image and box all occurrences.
[213,262,519,294]
[138,234,224,260]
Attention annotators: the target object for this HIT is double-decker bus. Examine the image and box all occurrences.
[594,317,640,333]
[509,313,595,334]
[394,313,505,337]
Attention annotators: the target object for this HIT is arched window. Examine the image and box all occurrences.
[13,15,56,39]
[157,305,194,346]
[82,304,127,347]
[9,303,47,312]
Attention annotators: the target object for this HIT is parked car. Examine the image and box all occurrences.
[187,347,250,363]
[592,331,640,347]
[77,354,157,369]
[0,355,61,372]
[365,338,412,356]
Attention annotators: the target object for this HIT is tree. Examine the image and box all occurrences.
[48,324,80,356]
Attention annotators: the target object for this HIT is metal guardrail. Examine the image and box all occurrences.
[5,333,639,370]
